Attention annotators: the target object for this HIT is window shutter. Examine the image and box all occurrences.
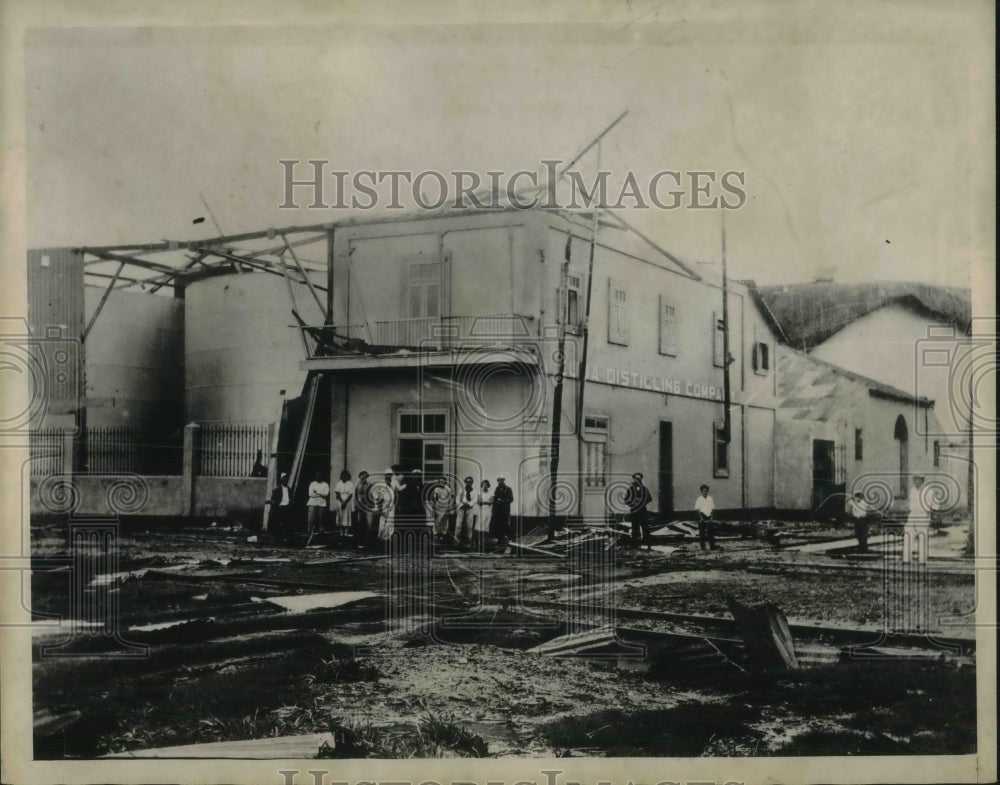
[608,278,630,345]
[712,311,725,367]
[659,295,678,356]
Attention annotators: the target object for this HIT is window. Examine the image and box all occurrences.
[608,279,630,346]
[659,296,678,356]
[398,409,448,478]
[565,274,581,330]
[855,428,864,461]
[583,413,609,488]
[406,261,441,319]
[712,311,727,367]
[752,342,770,373]
[933,440,940,467]
[713,422,729,477]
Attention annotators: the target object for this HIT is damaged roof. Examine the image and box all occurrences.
[757,281,972,350]
[776,345,933,421]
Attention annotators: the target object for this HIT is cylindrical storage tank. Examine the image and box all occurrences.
[185,271,324,423]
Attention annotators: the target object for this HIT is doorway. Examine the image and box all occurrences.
[658,421,673,514]
[811,438,837,511]
[894,415,909,497]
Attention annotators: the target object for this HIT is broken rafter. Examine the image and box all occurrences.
[281,234,327,320]
[191,246,327,291]
[77,224,336,255]
[148,251,211,293]
[82,262,125,341]
[84,249,181,276]
[82,270,153,287]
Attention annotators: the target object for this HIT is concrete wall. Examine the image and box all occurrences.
[30,475,268,520]
[542,222,779,413]
[190,476,269,519]
[774,420,816,509]
[336,370,533,494]
[334,211,536,331]
[83,286,184,431]
[185,272,324,423]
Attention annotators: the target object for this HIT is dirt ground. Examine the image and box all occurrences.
[30,518,978,759]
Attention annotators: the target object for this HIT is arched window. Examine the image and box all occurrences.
[893,415,909,496]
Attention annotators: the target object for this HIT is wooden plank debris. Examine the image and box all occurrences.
[507,541,567,558]
[530,629,643,658]
[725,595,799,670]
[645,637,745,680]
[105,731,337,759]
[34,708,83,738]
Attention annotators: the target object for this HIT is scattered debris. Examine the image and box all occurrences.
[105,731,337,759]
[262,591,380,613]
[726,595,799,670]
[645,637,746,680]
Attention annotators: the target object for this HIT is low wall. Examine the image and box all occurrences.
[191,476,268,520]
[30,475,268,521]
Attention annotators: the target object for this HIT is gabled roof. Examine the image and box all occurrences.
[777,345,932,422]
[738,279,788,343]
[757,281,971,350]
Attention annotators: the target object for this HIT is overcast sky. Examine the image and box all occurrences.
[23,1,993,287]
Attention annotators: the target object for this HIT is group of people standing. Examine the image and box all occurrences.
[267,467,515,550]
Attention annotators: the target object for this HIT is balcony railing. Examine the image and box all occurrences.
[306,314,536,356]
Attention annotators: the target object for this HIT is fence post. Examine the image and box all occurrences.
[61,428,75,476]
[182,423,200,517]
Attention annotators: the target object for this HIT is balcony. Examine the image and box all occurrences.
[304,314,537,357]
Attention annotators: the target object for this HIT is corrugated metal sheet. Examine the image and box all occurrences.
[26,249,85,420]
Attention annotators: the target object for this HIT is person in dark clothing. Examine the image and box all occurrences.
[251,449,268,477]
[455,476,476,546]
[268,472,292,543]
[353,470,373,542]
[491,476,514,547]
[626,472,653,549]
[395,469,426,531]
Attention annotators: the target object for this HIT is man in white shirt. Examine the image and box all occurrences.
[694,484,717,551]
[306,472,330,546]
[846,491,878,553]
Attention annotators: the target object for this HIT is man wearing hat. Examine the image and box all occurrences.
[626,472,653,549]
[491,476,514,548]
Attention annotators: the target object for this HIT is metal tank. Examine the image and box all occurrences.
[184,271,324,424]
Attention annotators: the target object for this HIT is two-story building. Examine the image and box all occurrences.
[302,207,785,525]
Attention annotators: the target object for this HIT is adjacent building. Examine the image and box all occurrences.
[774,346,958,516]
[760,281,973,511]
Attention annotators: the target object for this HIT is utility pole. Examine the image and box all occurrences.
[721,211,732,444]
[546,111,628,541]
[575,140,602,516]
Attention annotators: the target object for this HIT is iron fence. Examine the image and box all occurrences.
[197,422,271,477]
[83,426,182,475]
[28,429,65,476]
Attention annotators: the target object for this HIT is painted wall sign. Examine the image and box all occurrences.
[584,365,725,401]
